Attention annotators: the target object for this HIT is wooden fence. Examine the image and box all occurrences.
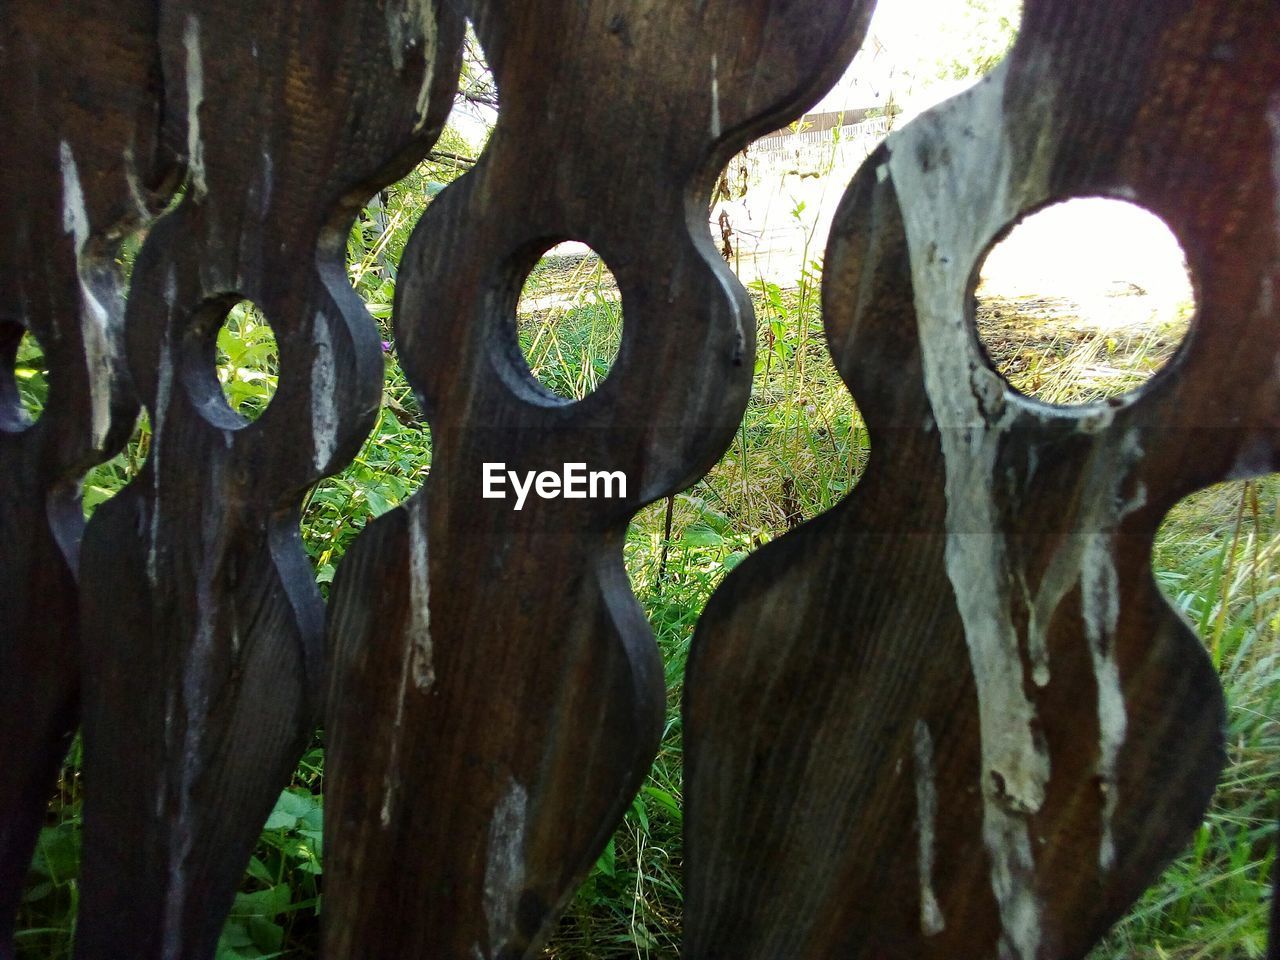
[1,0,1278,957]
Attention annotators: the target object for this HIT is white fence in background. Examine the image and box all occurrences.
[750,115,894,174]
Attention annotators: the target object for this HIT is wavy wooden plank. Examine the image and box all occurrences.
[0,2,173,954]
[684,1,1280,957]
[322,1,877,957]
[72,3,464,957]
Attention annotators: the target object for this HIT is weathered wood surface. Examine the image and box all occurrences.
[323,1,876,956]
[3,0,1279,957]
[0,2,173,955]
[70,3,463,957]
[685,1,1280,958]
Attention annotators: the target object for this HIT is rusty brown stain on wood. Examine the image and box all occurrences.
[684,2,1279,958]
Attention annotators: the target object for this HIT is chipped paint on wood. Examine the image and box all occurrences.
[407,497,434,690]
[709,55,721,139]
[913,721,945,937]
[310,317,337,471]
[1079,431,1145,871]
[183,16,208,199]
[122,146,151,218]
[1081,530,1125,870]
[378,635,413,828]
[378,500,435,827]
[682,2,1267,957]
[147,327,174,586]
[482,778,528,957]
[412,5,440,132]
[60,141,114,450]
[886,59,1059,959]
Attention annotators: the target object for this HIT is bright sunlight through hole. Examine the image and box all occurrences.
[974,198,1195,405]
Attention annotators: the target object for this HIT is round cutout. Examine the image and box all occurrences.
[515,243,622,400]
[974,198,1194,405]
[215,301,278,421]
[2,325,48,429]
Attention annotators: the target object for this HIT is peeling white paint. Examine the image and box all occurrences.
[310,318,337,472]
[60,142,90,251]
[888,52,1155,933]
[183,16,208,199]
[1081,531,1124,870]
[913,721,945,937]
[709,55,721,139]
[122,146,150,218]
[1079,430,1143,870]
[380,616,412,826]
[60,141,113,450]
[885,57,1059,959]
[407,497,434,690]
[1024,427,1143,874]
[1020,523,1091,691]
[148,325,174,586]
[483,778,528,957]
[412,6,439,133]
[379,654,409,828]
[379,498,434,827]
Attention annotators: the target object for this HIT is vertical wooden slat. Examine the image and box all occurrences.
[72,3,464,957]
[0,2,174,955]
[684,1,1280,957]
[322,1,877,957]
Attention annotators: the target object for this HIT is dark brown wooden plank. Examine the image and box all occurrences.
[0,2,173,954]
[323,1,877,956]
[72,3,464,957]
[684,1,1280,957]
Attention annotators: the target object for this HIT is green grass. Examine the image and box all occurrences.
[12,164,1278,960]
[1089,479,1280,960]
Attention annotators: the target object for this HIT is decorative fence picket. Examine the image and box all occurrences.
[0,1,173,953]
[1,1,1277,959]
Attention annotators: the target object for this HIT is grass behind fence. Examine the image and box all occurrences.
[13,175,1278,960]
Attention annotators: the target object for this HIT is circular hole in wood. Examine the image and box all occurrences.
[515,242,622,400]
[215,301,279,421]
[973,198,1195,405]
[2,324,48,429]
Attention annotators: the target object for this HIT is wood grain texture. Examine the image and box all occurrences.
[72,3,464,957]
[0,2,173,955]
[322,2,877,957]
[684,2,1280,958]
